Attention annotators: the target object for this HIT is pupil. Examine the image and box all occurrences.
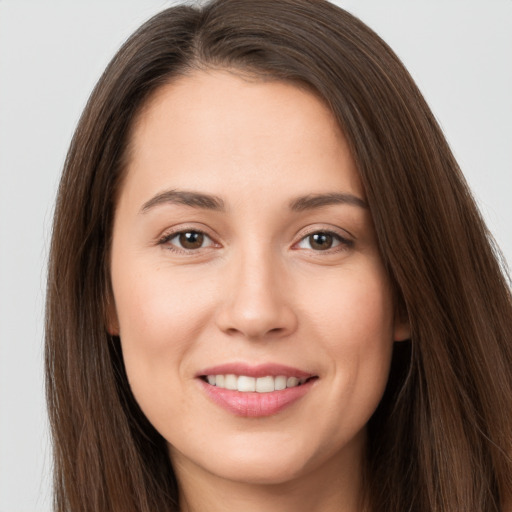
[179,231,203,249]
[310,233,332,250]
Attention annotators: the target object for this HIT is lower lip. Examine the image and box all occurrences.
[198,378,316,417]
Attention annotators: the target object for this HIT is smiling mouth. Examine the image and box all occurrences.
[200,374,318,393]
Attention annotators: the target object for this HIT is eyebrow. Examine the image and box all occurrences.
[140,189,368,214]
[289,192,368,211]
[140,189,226,213]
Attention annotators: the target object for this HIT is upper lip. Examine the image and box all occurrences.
[196,362,314,379]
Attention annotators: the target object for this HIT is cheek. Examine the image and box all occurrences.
[111,263,214,400]
[302,263,395,417]
[303,261,395,347]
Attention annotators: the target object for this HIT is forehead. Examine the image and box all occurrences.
[121,69,363,208]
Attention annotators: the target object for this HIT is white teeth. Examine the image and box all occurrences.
[287,377,299,388]
[205,374,310,392]
[237,375,256,392]
[274,375,287,390]
[255,376,274,393]
[224,374,237,390]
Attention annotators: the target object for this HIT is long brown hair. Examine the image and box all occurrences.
[45,1,512,510]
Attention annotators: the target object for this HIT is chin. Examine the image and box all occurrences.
[207,452,311,486]
[168,431,320,486]
[169,426,359,488]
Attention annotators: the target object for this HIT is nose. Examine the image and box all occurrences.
[214,249,298,340]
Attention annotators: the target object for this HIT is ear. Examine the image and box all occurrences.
[393,305,411,342]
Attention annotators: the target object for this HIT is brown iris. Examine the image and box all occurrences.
[308,232,334,250]
[179,231,204,249]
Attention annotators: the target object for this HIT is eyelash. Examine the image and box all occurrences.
[294,229,354,253]
[157,228,354,255]
[158,229,218,254]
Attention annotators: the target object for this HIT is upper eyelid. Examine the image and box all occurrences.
[293,230,353,251]
[295,224,355,242]
[165,230,214,243]
[158,225,217,242]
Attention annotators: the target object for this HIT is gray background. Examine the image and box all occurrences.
[1,1,511,510]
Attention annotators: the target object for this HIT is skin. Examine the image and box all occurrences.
[109,69,410,512]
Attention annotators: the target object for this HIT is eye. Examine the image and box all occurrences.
[159,230,216,252]
[296,231,352,251]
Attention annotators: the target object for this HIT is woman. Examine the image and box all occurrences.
[45,0,512,510]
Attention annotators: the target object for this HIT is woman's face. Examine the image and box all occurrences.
[109,70,409,486]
